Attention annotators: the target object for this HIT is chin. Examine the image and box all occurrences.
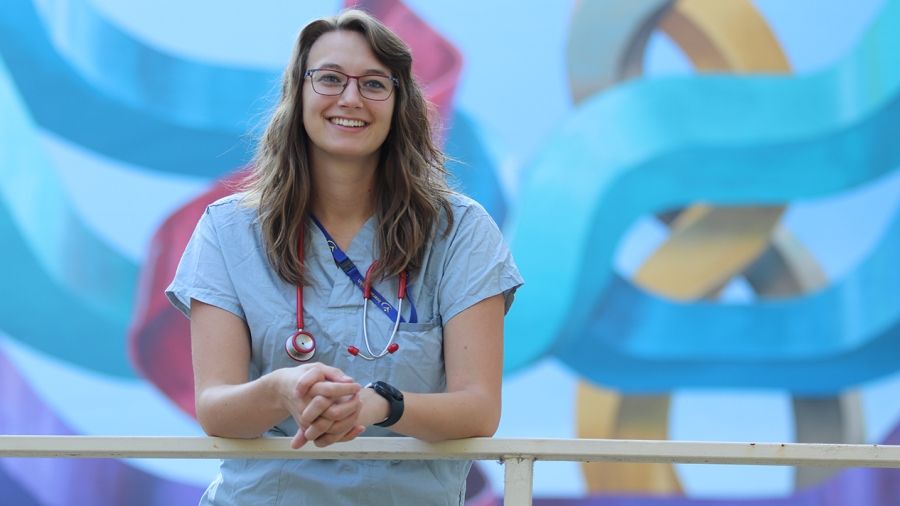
[329,145,384,160]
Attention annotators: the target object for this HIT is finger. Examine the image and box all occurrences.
[338,425,366,442]
[315,363,355,383]
[303,417,335,443]
[322,408,360,438]
[321,393,361,422]
[318,399,362,441]
[313,420,361,447]
[299,395,334,426]
[314,425,361,447]
[322,424,365,447]
[306,381,361,400]
[294,364,354,398]
[291,427,308,450]
[312,432,344,448]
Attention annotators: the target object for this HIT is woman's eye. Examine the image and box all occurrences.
[318,72,344,84]
[362,78,387,89]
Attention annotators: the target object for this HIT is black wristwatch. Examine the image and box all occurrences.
[367,381,404,427]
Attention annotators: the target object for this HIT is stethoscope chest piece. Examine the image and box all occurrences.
[285,329,316,362]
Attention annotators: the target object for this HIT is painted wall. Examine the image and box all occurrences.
[1,0,899,503]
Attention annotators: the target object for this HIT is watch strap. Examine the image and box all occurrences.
[367,381,404,427]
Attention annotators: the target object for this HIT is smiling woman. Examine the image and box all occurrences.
[302,30,396,172]
[163,8,522,506]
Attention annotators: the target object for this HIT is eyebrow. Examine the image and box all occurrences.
[316,62,390,76]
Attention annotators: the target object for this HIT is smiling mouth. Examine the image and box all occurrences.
[329,117,368,128]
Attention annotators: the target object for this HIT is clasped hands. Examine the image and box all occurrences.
[281,363,387,449]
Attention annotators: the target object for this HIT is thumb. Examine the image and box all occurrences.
[291,428,308,449]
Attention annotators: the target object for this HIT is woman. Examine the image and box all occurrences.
[167,9,522,505]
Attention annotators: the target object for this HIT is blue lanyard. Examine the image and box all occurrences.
[310,216,418,324]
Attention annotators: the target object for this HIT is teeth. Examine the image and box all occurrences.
[331,117,366,127]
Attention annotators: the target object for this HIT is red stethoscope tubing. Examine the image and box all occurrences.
[285,226,316,361]
[285,224,407,362]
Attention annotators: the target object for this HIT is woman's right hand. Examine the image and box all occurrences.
[276,363,362,448]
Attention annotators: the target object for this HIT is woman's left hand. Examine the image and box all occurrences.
[297,383,366,447]
[299,383,390,447]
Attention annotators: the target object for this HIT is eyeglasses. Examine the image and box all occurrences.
[305,68,399,101]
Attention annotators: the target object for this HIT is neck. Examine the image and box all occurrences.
[310,155,378,237]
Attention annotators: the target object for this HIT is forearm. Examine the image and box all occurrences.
[195,369,289,439]
[304,295,507,445]
[382,389,500,443]
[380,296,505,442]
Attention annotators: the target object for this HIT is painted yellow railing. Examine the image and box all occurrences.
[2,437,899,505]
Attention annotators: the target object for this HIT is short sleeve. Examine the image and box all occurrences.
[165,206,245,320]
[438,203,523,324]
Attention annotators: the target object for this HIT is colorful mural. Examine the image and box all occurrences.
[1,0,899,504]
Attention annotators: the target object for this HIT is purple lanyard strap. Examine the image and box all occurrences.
[310,215,418,324]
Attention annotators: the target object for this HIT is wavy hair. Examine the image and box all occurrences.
[242,9,454,285]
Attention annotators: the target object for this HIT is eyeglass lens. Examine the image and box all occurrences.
[308,69,394,101]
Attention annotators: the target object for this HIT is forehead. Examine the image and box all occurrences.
[307,30,389,74]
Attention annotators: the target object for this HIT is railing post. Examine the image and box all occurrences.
[503,456,534,505]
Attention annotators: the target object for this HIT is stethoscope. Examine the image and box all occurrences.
[355,264,407,359]
[284,219,412,362]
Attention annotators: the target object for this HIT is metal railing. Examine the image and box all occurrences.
[2,436,899,505]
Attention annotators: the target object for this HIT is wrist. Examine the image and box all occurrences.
[365,381,404,428]
[360,386,390,426]
[267,368,293,412]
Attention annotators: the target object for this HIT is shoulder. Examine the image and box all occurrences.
[202,193,258,227]
[429,192,505,256]
[446,192,486,213]
[443,192,494,230]
[205,192,253,215]
[196,193,261,252]
[423,193,523,321]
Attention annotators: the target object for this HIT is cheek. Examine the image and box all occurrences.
[376,117,393,142]
[379,102,396,134]
[301,107,313,132]
[300,88,320,123]
[301,99,322,135]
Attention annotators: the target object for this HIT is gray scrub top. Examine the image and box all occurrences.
[166,192,523,506]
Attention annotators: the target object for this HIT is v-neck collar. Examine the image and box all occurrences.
[309,215,377,309]
[311,214,377,261]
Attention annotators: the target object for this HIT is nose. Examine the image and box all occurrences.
[338,77,363,105]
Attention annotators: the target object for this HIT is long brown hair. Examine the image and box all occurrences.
[242,9,454,285]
